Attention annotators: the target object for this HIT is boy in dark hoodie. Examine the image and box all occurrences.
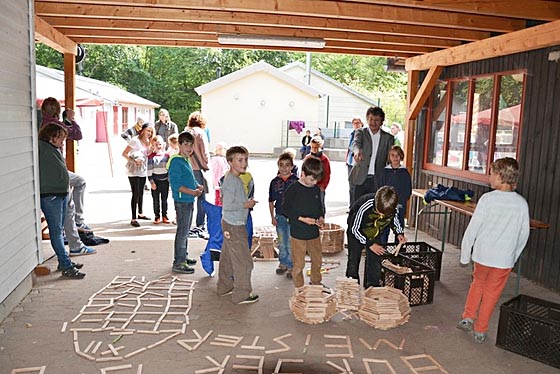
[167,131,203,274]
[346,186,407,288]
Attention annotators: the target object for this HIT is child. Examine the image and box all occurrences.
[269,152,299,278]
[282,157,324,288]
[379,145,412,242]
[38,123,85,279]
[217,146,259,304]
[148,135,171,224]
[167,133,179,156]
[457,157,530,343]
[306,136,331,212]
[211,142,229,206]
[167,131,203,274]
[346,186,406,288]
[121,117,144,142]
[300,130,311,159]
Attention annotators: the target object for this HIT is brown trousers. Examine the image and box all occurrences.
[217,220,254,303]
[290,236,322,288]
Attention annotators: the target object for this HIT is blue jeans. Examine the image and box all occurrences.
[174,201,194,266]
[41,194,72,270]
[193,170,206,227]
[275,215,292,269]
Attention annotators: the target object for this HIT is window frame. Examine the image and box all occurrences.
[422,69,526,183]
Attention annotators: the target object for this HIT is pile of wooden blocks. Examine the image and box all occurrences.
[335,277,361,319]
[289,285,337,324]
[358,287,411,330]
[251,226,278,260]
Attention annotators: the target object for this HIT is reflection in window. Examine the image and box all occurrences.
[468,77,494,173]
[448,80,469,169]
[427,81,447,165]
[494,74,523,161]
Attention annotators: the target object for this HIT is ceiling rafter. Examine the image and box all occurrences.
[339,0,560,22]
[35,1,523,33]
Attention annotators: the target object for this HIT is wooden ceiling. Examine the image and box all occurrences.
[34,0,560,63]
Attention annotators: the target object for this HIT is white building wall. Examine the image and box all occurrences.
[0,0,40,304]
[201,72,319,154]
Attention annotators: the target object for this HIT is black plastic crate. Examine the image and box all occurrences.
[381,255,435,306]
[496,295,560,369]
[385,242,443,281]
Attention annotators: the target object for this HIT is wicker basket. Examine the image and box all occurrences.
[319,223,345,253]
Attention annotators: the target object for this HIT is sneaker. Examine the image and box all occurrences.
[76,223,93,233]
[130,220,140,227]
[69,246,96,256]
[185,258,197,266]
[57,262,83,271]
[456,318,474,332]
[238,294,259,304]
[198,231,210,240]
[154,217,161,224]
[137,214,151,220]
[276,264,287,275]
[474,331,487,344]
[219,289,233,296]
[286,269,293,279]
[61,267,86,279]
[172,263,195,274]
[162,217,170,224]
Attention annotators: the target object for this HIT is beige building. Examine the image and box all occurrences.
[196,61,376,154]
[196,61,323,154]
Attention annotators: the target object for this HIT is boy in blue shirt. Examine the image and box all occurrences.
[167,131,203,274]
[269,152,298,278]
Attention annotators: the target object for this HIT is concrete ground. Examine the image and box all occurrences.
[1,143,560,374]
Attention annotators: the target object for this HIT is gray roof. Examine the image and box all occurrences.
[280,61,376,105]
[36,65,159,108]
[195,61,323,98]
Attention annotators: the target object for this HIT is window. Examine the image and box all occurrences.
[424,71,525,182]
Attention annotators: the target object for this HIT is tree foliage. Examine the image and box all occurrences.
[35,44,407,127]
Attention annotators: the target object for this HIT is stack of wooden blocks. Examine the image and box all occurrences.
[251,226,278,260]
[289,285,337,324]
[358,287,411,330]
[335,277,361,319]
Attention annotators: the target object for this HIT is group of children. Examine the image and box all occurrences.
[144,124,528,344]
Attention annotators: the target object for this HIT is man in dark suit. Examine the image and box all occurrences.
[349,106,394,201]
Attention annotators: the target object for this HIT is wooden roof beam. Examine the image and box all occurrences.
[51,19,460,48]
[34,15,76,54]
[341,0,560,22]
[35,0,525,32]
[406,65,442,121]
[33,2,495,40]
[70,37,418,58]
[406,18,560,71]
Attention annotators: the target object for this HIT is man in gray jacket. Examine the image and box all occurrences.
[349,106,394,201]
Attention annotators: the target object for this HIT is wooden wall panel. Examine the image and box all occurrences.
[414,45,560,290]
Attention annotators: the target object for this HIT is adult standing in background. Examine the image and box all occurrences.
[346,115,363,208]
[349,106,394,201]
[122,123,154,227]
[186,111,211,235]
[390,122,405,147]
[155,109,178,147]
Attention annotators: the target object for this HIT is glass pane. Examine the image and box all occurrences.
[468,77,494,173]
[427,81,447,165]
[448,80,469,169]
[494,73,524,161]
